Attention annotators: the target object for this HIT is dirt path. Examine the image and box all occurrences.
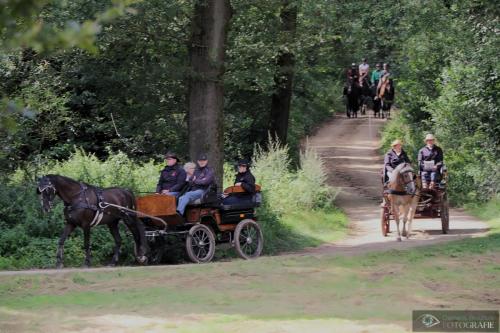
[298,112,489,256]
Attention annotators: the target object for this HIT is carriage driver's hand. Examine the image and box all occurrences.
[161,189,170,195]
[235,182,242,186]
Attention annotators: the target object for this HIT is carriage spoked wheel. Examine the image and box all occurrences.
[440,193,450,234]
[380,208,390,237]
[186,224,216,263]
[234,219,264,259]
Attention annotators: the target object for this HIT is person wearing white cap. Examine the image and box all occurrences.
[418,134,444,190]
[384,139,411,183]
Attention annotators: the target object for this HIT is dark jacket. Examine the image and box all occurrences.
[156,164,186,193]
[418,145,443,171]
[190,165,216,191]
[384,149,411,172]
[234,170,256,195]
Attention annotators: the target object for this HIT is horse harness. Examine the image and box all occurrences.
[385,169,416,196]
[39,179,108,228]
[65,183,107,227]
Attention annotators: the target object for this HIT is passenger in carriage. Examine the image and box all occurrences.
[177,153,215,215]
[178,162,196,196]
[222,159,256,205]
[156,152,186,197]
[384,139,411,183]
[418,134,444,190]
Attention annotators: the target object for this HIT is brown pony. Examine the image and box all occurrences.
[37,174,148,268]
[386,163,419,241]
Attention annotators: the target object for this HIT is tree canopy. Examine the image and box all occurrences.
[1,0,498,201]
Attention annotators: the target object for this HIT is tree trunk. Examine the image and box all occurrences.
[270,0,298,144]
[188,0,232,189]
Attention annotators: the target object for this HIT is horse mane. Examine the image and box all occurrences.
[389,163,414,183]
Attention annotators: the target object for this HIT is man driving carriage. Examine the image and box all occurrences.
[418,134,444,190]
[383,139,411,184]
[177,153,215,215]
[156,152,186,197]
[222,158,256,205]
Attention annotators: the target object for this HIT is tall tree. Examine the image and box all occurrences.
[188,0,232,187]
[269,0,298,144]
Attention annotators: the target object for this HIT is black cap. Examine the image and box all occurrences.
[197,153,208,161]
[165,152,179,161]
[237,158,251,167]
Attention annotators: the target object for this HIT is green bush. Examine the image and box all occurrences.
[1,142,344,269]
[252,138,337,215]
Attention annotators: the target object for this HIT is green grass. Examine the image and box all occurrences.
[1,227,498,332]
[281,208,348,245]
[466,198,500,231]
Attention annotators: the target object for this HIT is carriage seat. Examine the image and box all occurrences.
[188,184,220,207]
[220,185,262,211]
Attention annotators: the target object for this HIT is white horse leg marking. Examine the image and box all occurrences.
[393,202,401,242]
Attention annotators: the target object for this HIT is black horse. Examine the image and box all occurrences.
[380,79,395,119]
[343,79,361,118]
[37,174,148,268]
[359,76,372,115]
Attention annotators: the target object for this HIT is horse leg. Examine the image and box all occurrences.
[393,205,402,242]
[123,214,148,264]
[83,227,92,268]
[56,223,76,269]
[108,223,122,266]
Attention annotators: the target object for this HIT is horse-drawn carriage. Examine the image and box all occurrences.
[380,167,450,237]
[136,185,264,264]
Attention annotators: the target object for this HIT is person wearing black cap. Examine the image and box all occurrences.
[177,153,215,215]
[156,152,186,197]
[223,158,256,205]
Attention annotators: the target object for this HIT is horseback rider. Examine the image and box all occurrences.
[358,58,370,81]
[418,134,444,190]
[177,153,215,215]
[347,63,359,81]
[222,158,256,205]
[378,63,391,88]
[384,139,411,183]
[371,63,382,87]
[156,152,186,197]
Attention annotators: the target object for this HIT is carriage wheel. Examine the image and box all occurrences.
[440,193,450,234]
[380,208,390,237]
[185,224,216,263]
[234,219,264,259]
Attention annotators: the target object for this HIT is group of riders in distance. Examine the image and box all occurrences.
[343,58,395,118]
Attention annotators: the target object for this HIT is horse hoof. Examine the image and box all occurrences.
[137,256,148,265]
[397,237,402,242]
[56,264,64,269]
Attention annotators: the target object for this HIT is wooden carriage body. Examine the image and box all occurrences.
[135,185,264,263]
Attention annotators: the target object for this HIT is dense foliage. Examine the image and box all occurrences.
[377,1,499,203]
[0,142,341,269]
[1,0,348,169]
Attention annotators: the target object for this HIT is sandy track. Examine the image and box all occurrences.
[297,113,489,256]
